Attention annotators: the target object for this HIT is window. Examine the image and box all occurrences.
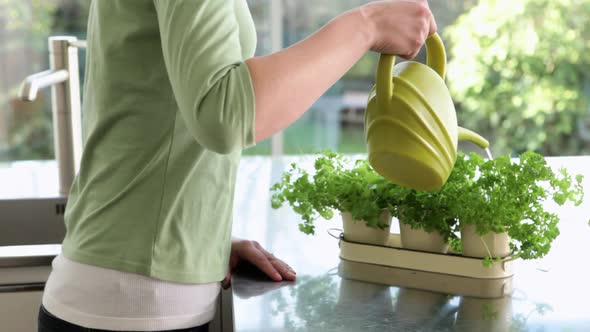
[245,0,590,157]
[0,0,89,163]
[1,0,588,162]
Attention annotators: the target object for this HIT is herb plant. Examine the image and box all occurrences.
[270,151,393,235]
[383,153,481,244]
[270,151,476,240]
[455,151,584,261]
[270,150,585,263]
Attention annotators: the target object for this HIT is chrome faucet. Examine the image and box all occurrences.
[19,69,70,102]
[18,36,86,196]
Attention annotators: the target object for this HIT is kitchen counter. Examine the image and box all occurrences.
[2,156,590,331]
[230,155,590,332]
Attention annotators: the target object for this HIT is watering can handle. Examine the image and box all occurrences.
[376,33,447,108]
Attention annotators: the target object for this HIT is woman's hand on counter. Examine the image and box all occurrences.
[222,238,296,289]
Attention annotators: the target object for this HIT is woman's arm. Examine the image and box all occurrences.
[248,0,436,142]
[154,0,434,154]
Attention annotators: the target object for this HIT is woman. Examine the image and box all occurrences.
[38,0,436,331]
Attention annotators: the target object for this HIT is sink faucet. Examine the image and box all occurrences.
[19,69,70,102]
[18,36,86,196]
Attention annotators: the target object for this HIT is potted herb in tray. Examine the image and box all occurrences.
[453,152,584,265]
[271,151,464,251]
[271,150,584,264]
[270,151,394,245]
[380,155,480,253]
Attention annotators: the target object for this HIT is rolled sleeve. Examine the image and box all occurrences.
[154,0,256,154]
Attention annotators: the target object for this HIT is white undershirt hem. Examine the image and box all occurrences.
[42,255,219,331]
[42,295,217,331]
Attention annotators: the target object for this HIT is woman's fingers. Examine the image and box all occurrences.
[248,245,283,281]
[250,243,296,281]
[276,262,296,281]
[267,253,296,281]
[231,239,296,283]
[258,245,296,280]
[222,270,232,289]
[407,0,438,34]
[429,10,437,36]
[362,0,436,56]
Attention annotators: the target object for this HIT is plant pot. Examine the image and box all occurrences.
[461,225,510,258]
[399,220,449,253]
[341,210,392,246]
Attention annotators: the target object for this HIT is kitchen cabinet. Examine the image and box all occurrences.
[0,290,43,332]
[0,246,54,331]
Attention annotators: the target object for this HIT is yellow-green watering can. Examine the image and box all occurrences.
[365,33,489,191]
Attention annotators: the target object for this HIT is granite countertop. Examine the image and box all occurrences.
[2,156,590,331]
[230,156,590,332]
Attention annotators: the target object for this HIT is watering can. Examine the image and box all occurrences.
[365,33,489,191]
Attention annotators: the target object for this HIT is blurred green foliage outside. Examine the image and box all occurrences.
[1,0,588,161]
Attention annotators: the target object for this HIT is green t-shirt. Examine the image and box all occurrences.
[62,0,257,283]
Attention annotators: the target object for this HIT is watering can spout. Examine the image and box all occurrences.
[458,127,489,149]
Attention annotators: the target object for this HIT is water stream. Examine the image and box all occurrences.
[485,147,494,160]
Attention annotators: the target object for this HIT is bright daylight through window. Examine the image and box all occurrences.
[1,0,589,160]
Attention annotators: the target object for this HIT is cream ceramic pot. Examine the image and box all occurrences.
[365,33,489,191]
